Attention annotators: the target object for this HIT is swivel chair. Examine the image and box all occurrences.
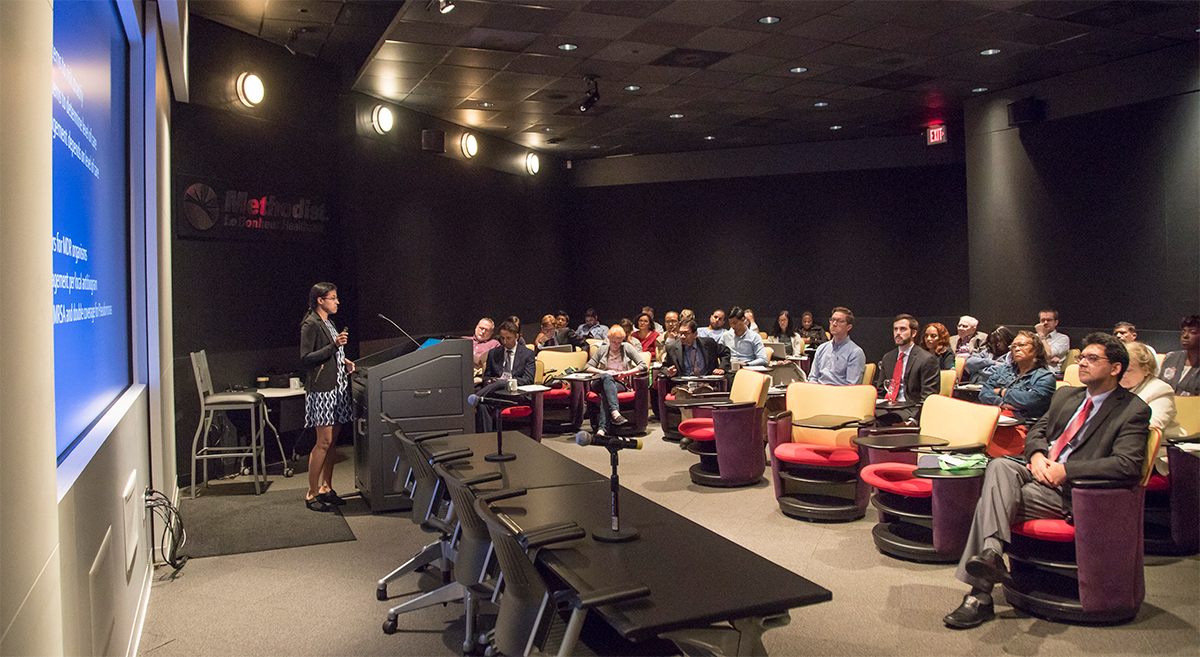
[586,373,649,436]
[673,369,769,487]
[1145,396,1199,556]
[536,350,588,433]
[1004,429,1162,624]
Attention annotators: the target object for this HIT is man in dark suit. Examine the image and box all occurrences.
[873,314,941,425]
[943,332,1151,629]
[662,319,730,379]
[474,320,536,431]
[533,314,587,352]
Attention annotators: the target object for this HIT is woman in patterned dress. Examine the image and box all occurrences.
[300,282,354,512]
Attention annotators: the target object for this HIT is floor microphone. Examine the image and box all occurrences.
[378,313,421,348]
[468,394,518,408]
[575,431,642,451]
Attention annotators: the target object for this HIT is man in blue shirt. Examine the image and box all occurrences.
[697,308,727,341]
[808,307,866,386]
[722,306,768,374]
[575,308,609,340]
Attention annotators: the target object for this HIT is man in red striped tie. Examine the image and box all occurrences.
[944,332,1150,629]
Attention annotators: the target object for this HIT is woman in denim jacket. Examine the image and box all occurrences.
[978,330,1056,456]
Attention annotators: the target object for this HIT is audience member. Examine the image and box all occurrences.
[662,319,729,378]
[721,306,768,374]
[1159,314,1199,396]
[555,311,570,330]
[768,310,805,357]
[1122,341,1186,474]
[744,309,759,333]
[697,308,728,341]
[576,308,609,340]
[1114,321,1156,359]
[943,333,1150,629]
[808,307,866,386]
[873,314,940,425]
[475,321,536,432]
[977,331,1057,456]
[633,312,660,359]
[951,315,988,357]
[465,317,499,372]
[923,322,956,370]
[534,314,585,351]
[658,311,681,358]
[641,305,664,333]
[796,311,826,348]
[1035,309,1070,374]
[678,309,696,327]
[504,314,526,346]
[965,326,1015,384]
[584,326,648,436]
[617,318,643,352]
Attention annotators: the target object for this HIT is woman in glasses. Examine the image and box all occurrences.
[300,282,354,512]
[977,330,1056,456]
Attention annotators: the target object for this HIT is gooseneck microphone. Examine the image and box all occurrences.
[575,431,642,451]
[377,313,421,348]
[468,393,518,408]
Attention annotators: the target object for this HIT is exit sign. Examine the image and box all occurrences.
[927,124,947,145]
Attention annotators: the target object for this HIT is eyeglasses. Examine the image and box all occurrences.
[1076,353,1109,364]
[1010,341,1034,351]
[321,296,339,302]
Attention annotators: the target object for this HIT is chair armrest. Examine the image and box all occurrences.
[429,448,473,464]
[480,488,527,504]
[711,401,756,411]
[861,426,920,437]
[380,412,401,427]
[461,472,504,487]
[573,584,652,610]
[913,443,987,454]
[686,392,732,400]
[1168,432,1200,445]
[1069,478,1138,489]
[792,414,870,430]
[519,524,586,550]
[410,431,451,443]
[768,410,792,422]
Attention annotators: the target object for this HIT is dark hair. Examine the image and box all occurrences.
[987,326,1015,358]
[641,306,655,318]
[831,306,854,325]
[680,319,699,333]
[584,307,597,319]
[1039,308,1059,321]
[1083,331,1129,380]
[505,314,521,327]
[304,282,336,323]
[1182,315,1200,330]
[618,317,635,339]
[1114,321,1136,332]
[923,322,950,354]
[497,320,519,336]
[893,313,918,334]
[773,310,797,338]
[1012,330,1049,370]
[635,312,653,330]
[728,306,746,320]
[556,310,570,323]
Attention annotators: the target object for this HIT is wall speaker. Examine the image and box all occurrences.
[422,130,445,153]
[1007,97,1045,126]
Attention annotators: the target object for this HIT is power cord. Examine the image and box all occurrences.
[144,488,189,571]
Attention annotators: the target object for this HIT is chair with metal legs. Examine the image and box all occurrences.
[189,350,270,498]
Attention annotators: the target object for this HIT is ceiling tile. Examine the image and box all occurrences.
[624,64,695,84]
[263,0,341,23]
[441,47,519,69]
[707,53,785,74]
[399,0,490,26]
[786,14,879,42]
[458,27,541,52]
[591,41,675,64]
[804,43,891,66]
[362,59,437,78]
[523,33,611,58]
[649,1,752,26]
[485,70,561,89]
[424,64,499,86]
[844,23,934,49]
[376,41,451,64]
[565,59,640,80]
[552,11,642,39]
[621,20,709,47]
[336,1,402,27]
[479,4,569,32]
[385,21,472,46]
[675,68,744,88]
[580,1,672,19]
[1060,1,1177,28]
[504,54,581,76]
[731,75,796,93]
[744,35,832,60]
[409,79,481,97]
[685,27,772,53]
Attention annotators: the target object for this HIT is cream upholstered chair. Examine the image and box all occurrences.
[676,369,770,487]
[954,356,967,382]
[938,369,957,397]
[1062,363,1082,387]
[861,362,876,386]
[536,349,588,433]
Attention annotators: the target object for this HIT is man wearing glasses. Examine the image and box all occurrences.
[1035,309,1070,374]
[944,332,1150,629]
[808,307,866,386]
[662,319,730,380]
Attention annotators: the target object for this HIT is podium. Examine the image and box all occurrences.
[350,338,474,512]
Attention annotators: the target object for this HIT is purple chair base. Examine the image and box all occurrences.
[688,403,764,488]
[1145,445,1199,556]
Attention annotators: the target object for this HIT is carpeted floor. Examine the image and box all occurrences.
[138,431,1200,657]
[178,486,356,559]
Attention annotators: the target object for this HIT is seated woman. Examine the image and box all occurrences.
[1122,341,1186,474]
[796,311,826,349]
[1160,314,1199,396]
[977,330,1056,456]
[616,318,643,352]
[768,310,805,358]
[585,326,648,436]
[922,322,956,370]
[964,326,1015,384]
[632,312,660,360]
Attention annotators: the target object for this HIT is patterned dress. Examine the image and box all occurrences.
[305,319,353,427]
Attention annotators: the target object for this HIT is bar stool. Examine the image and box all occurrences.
[189,350,267,498]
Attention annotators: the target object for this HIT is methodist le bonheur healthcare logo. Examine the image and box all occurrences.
[179,180,330,241]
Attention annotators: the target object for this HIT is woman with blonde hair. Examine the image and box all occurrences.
[585,325,647,436]
[1122,341,1186,473]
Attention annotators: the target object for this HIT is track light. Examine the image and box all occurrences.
[426,0,454,13]
[236,72,264,107]
[580,76,599,113]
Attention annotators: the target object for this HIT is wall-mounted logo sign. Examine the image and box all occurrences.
[177,178,330,241]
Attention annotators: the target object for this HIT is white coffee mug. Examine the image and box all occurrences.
[289,377,301,389]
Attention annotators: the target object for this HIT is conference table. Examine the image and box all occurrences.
[411,431,832,651]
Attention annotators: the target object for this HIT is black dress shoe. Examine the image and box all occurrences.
[966,548,1013,587]
[943,594,994,629]
[611,414,629,426]
[306,496,332,512]
[319,490,347,506]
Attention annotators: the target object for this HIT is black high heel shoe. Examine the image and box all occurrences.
[319,490,347,506]
[306,495,332,512]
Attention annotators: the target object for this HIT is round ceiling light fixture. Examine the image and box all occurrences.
[460,132,478,158]
[558,43,577,51]
[972,87,988,93]
[236,72,264,107]
[758,16,780,24]
[624,85,641,91]
[830,125,842,130]
[980,48,1001,56]
[814,102,829,107]
[790,67,808,73]
[525,152,540,175]
[669,113,684,119]
[371,105,393,134]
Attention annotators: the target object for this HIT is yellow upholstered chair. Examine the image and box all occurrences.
[954,356,966,382]
[938,369,956,397]
[758,331,768,341]
[861,362,876,386]
[1062,363,1082,387]
[1062,348,1080,368]
[677,369,770,487]
[535,350,588,432]
[1175,395,1199,435]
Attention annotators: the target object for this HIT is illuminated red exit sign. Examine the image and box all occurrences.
[927,124,947,145]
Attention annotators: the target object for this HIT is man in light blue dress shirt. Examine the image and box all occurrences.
[721,306,768,376]
[575,307,609,340]
[697,308,728,342]
[808,307,866,386]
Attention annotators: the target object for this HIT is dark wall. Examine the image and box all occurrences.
[969,91,1199,333]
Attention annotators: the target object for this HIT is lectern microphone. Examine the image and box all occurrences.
[575,431,642,451]
[377,313,421,348]
[468,393,519,408]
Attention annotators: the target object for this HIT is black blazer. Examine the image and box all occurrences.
[1024,385,1152,492]
[662,337,731,377]
[301,313,340,392]
[874,345,941,404]
[1160,350,1199,396]
[483,344,536,386]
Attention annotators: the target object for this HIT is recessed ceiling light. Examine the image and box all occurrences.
[558,43,577,51]
[830,125,842,130]
[758,16,780,24]
[669,113,683,119]
[972,87,988,93]
[814,102,828,107]
[980,48,1001,56]
[478,101,494,108]
[790,67,808,74]
[704,135,715,140]
[542,127,554,132]
[624,85,641,91]
[590,145,601,149]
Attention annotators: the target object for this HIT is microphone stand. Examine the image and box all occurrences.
[592,444,639,543]
[485,403,516,462]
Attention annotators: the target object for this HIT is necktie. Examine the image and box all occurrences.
[504,350,514,375]
[690,345,702,375]
[1049,397,1093,461]
[886,353,905,402]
